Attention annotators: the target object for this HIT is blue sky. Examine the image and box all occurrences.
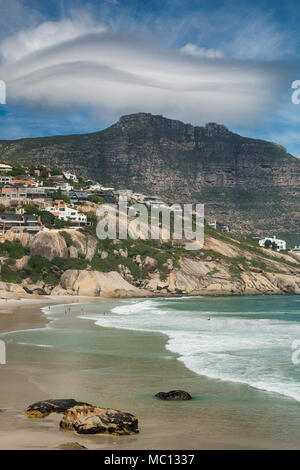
[0,0,300,156]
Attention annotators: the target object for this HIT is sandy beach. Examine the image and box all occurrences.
[1,296,300,450]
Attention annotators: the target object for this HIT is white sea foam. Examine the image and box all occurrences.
[81,297,300,402]
[17,342,53,348]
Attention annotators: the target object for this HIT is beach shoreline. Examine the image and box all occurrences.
[1,296,300,450]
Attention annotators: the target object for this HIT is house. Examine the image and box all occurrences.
[0,164,12,173]
[49,176,64,185]
[259,236,286,251]
[0,212,42,238]
[208,220,229,232]
[0,175,12,185]
[63,190,90,204]
[45,201,87,225]
[57,182,73,191]
[292,246,300,253]
[1,187,27,199]
[12,179,40,187]
[89,183,103,191]
[63,171,78,183]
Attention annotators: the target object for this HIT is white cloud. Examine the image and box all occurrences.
[180,43,224,59]
[0,16,289,126]
[0,12,106,64]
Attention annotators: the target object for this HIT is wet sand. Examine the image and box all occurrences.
[1,299,300,450]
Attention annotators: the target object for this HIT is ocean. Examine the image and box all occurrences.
[80,295,300,402]
[2,295,300,449]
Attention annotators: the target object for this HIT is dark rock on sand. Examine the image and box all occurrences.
[155,390,193,401]
[54,442,88,451]
[24,399,92,418]
[60,405,139,435]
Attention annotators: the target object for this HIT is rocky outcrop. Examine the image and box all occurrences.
[144,256,158,272]
[85,236,98,262]
[24,399,92,418]
[155,390,192,401]
[204,237,243,258]
[66,231,98,261]
[60,405,139,435]
[0,281,27,299]
[141,255,300,297]
[15,255,30,271]
[60,269,144,297]
[5,230,31,247]
[68,231,87,257]
[29,231,68,261]
[265,273,300,294]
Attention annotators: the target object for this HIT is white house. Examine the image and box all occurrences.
[259,235,286,251]
[0,164,12,173]
[89,183,103,191]
[63,171,78,183]
[57,182,73,191]
[45,201,87,225]
[0,175,12,185]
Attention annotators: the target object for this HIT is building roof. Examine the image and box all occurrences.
[12,179,37,186]
[63,190,90,199]
[0,164,12,169]
[2,187,23,194]
[0,213,39,222]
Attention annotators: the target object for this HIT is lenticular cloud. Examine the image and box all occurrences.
[0,16,288,125]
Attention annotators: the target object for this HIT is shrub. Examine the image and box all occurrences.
[1,265,22,284]
[60,231,72,247]
[0,240,29,259]
[88,195,105,204]
[52,257,88,271]
[27,255,52,282]
[91,254,119,272]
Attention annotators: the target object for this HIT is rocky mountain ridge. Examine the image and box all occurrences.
[0,112,299,235]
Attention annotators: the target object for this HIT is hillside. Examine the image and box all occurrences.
[1,225,300,298]
[0,112,299,237]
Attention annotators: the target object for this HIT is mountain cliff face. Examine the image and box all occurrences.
[0,112,299,236]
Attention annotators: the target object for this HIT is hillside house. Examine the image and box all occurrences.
[259,236,286,251]
[0,175,12,185]
[63,171,78,183]
[0,212,42,239]
[45,201,87,225]
[0,164,12,173]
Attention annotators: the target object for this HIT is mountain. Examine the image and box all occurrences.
[0,112,299,238]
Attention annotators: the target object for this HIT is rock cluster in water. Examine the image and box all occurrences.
[155,390,193,401]
[60,405,139,435]
[24,399,139,436]
[25,399,92,418]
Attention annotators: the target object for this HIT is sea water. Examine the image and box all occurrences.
[2,295,300,448]
[2,295,300,402]
[79,295,300,402]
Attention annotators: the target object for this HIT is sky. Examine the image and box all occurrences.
[0,0,300,156]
